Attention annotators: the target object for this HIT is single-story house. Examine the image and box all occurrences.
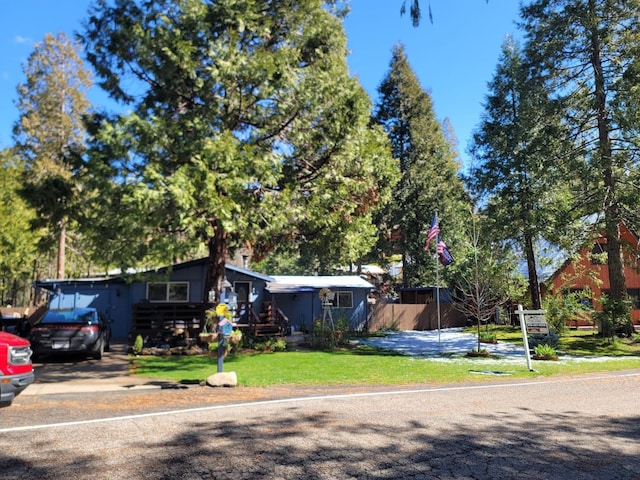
[265,275,375,332]
[34,258,375,340]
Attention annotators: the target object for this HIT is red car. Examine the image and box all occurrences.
[0,331,34,407]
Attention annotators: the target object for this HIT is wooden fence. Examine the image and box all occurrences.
[367,302,467,332]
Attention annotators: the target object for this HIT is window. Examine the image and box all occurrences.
[147,282,189,302]
[567,288,593,308]
[330,291,353,309]
[627,289,640,309]
[590,242,606,265]
[233,282,251,303]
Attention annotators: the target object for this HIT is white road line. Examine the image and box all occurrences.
[2,371,639,433]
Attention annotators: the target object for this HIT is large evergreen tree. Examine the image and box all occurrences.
[80,0,397,302]
[374,44,468,288]
[521,0,640,328]
[12,32,92,280]
[0,150,40,305]
[468,36,574,309]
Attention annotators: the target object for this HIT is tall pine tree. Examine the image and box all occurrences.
[13,32,92,280]
[374,44,467,288]
[468,36,574,309]
[521,0,640,330]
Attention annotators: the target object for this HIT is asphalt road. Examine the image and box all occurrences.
[2,370,639,480]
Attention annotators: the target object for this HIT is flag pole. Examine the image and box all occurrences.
[436,243,441,345]
[434,211,441,344]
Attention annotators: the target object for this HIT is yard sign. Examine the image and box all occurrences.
[517,304,549,371]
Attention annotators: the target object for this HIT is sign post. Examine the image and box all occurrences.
[217,318,233,373]
[517,304,549,372]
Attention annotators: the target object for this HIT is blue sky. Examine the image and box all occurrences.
[0,1,522,167]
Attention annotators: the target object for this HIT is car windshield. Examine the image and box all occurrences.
[41,310,97,324]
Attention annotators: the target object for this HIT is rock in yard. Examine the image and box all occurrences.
[206,371,238,387]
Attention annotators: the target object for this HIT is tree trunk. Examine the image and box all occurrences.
[524,233,541,309]
[590,21,627,304]
[57,220,66,279]
[203,220,227,308]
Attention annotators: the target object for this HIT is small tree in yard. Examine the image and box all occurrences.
[450,210,525,353]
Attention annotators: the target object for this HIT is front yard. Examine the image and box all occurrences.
[129,327,640,387]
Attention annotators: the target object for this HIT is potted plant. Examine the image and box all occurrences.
[199,309,218,344]
[228,328,243,346]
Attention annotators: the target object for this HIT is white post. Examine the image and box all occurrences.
[518,304,533,371]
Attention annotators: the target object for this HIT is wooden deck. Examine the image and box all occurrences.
[131,301,288,340]
[235,302,289,337]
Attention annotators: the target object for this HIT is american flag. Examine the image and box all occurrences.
[424,214,440,251]
[437,237,454,266]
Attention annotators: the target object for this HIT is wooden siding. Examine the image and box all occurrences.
[546,224,640,324]
[367,302,467,332]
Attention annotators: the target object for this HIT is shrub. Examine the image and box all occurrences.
[133,335,144,355]
[534,344,557,357]
[528,329,560,350]
[479,331,497,343]
[252,338,286,352]
[594,295,634,339]
[543,286,593,333]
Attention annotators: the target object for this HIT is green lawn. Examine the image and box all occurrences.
[130,328,640,387]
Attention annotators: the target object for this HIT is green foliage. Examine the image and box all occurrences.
[373,44,468,287]
[209,340,232,355]
[80,0,397,286]
[543,286,593,334]
[450,210,524,340]
[130,327,640,386]
[521,0,640,306]
[479,331,497,343]
[228,329,244,353]
[467,35,576,309]
[594,294,633,340]
[311,316,353,349]
[534,344,557,358]
[252,338,287,353]
[0,151,40,304]
[132,335,144,355]
[13,32,93,278]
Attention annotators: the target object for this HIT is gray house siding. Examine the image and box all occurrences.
[36,260,273,339]
[266,287,372,333]
[36,261,374,340]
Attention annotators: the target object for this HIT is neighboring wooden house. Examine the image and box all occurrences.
[543,223,640,328]
[34,258,376,340]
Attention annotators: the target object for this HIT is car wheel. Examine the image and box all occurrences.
[92,339,104,360]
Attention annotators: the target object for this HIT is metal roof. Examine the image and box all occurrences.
[266,275,374,293]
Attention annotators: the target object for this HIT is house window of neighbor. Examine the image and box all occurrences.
[568,288,593,308]
[627,289,640,309]
[334,291,353,309]
[590,242,606,265]
[147,282,189,302]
